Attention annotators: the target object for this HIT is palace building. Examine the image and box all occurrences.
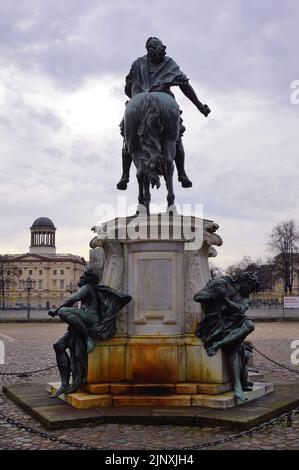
[0,217,86,309]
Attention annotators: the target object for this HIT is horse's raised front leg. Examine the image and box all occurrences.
[143,175,151,215]
[163,140,176,208]
[138,178,144,206]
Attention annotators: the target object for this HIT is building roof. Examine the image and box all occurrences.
[31,217,56,229]
[0,253,86,264]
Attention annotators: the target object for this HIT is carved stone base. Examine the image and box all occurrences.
[86,382,232,395]
[90,214,223,336]
[80,214,239,409]
[47,382,274,410]
[87,335,230,385]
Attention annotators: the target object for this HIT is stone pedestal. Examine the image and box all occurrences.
[87,214,231,402]
[86,335,229,385]
[49,214,273,409]
[90,213,223,339]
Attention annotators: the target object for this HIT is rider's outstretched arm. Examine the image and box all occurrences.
[179,83,210,116]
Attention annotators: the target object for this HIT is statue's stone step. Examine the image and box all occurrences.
[47,381,273,410]
[5,382,298,430]
[192,383,274,409]
[113,395,192,408]
[248,371,264,381]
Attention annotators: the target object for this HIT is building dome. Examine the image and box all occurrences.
[31,217,56,229]
[30,217,56,254]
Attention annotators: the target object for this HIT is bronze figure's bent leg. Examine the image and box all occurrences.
[58,307,95,353]
[52,332,71,397]
[206,319,255,357]
[240,342,254,390]
[225,344,247,401]
[64,332,88,395]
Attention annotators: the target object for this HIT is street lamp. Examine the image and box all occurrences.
[23,277,36,319]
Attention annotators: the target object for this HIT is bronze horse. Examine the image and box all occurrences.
[124,91,180,214]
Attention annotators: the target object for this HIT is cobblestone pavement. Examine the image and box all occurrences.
[0,323,299,450]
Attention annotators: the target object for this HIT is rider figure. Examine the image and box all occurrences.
[117,37,211,191]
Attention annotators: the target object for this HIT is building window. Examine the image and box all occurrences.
[61,269,64,275]
[38,280,43,289]
[19,270,22,276]
[52,280,57,288]
[29,269,33,275]
[53,269,57,275]
[60,279,65,289]
[39,269,43,275]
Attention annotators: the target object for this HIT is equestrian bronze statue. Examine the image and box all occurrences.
[117,37,211,213]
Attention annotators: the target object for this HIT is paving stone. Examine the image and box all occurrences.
[31,404,105,429]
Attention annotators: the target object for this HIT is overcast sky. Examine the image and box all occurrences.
[0,0,298,268]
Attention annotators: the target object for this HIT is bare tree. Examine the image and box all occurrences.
[257,258,277,292]
[226,255,260,279]
[268,220,299,294]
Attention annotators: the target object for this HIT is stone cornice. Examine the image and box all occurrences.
[0,253,86,264]
[90,214,223,251]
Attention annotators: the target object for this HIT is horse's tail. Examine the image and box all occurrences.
[138,93,164,188]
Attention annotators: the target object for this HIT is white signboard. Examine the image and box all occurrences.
[0,341,4,364]
[284,296,299,309]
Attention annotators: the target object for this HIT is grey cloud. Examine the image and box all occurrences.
[44,147,64,158]
[0,0,298,265]
[0,0,298,102]
[28,108,63,131]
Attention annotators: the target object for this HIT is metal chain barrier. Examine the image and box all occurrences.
[252,345,299,375]
[0,345,298,450]
[0,409,105,450]
[178,407,299,450]
[176,344,299,450]
[0,391,104,450]
[0,405,298,451]
[0,365,57,377]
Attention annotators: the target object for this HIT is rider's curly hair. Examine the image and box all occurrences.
[145,37,166,51]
